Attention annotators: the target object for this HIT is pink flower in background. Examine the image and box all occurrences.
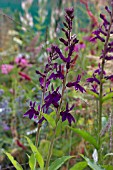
[15,57,29,67]
[74,42,86,52]
[1,64,14,74]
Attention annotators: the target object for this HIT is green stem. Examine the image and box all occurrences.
[45,122,58,170]
[35,124,41,147]
[35,76,47,147]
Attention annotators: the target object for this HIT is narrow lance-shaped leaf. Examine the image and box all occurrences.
[29,153,36,170]
[41,112,56,128]
[102,92,113,103]
[87,90,99,99]
[68,127,99,149]
[81,155,105,170]
[49,156,74,170]
[25,136,44,169]
[70,161,87,170]
[4,151,23,170]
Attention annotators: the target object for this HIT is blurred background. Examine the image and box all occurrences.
[0,0,111,169]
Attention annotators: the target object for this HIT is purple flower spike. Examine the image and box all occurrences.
[60,103,75,126]
[24,101,39,119]
[65,7,74,19]
[67,75,86,93]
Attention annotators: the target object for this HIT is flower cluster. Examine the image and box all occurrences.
[24,7,85,126]
[87,5,113,95]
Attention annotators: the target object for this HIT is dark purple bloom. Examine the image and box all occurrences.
[48,65,64,80]
[39,77,50,90]
[90,35,105,42]
[100,13,110,25]
[67,75,86,93]
[100,55,113,60]
[59,38,68,46]
[62,28,69,39]
[60,103,75,126]
[96,35,105,42]
[93,29,100,35]
[105,6,111,16]
[38,117,46,124]
[36,70,46,77]
[52,45,67,62]
[65,7,74,19]
[105,75,113,80]
[36,70,50,90]
[87,74,100,84]
[108,41,113,46]
[43,87,61,109]
[91,84,99,94]
[94,63,106,75]
[24,101,39,119]
[99,27,107,36]
[63,22,68,28]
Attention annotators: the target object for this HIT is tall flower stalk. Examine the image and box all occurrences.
[87,1,113,162]
[24,7,85,170]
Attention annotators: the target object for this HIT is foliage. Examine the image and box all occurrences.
[1,0,113,170]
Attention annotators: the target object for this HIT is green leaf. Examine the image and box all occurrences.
[4,151,23,170]
[25,136,44,169]
[104,153,113,159]
[29,153,36,170]
[49,156,74,170]
[41,112,56,128]
[70,161,87,170]
[81,155,105,170]
[68,127,98,149]
[102,165,113,170]
[102,92,113,103]
[87,90,99,99]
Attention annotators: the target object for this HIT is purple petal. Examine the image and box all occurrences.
[38,117,45,124]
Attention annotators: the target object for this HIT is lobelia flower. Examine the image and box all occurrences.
[53,7,79,70]
[43,87,61,109]
[91,84,99,94]
[94,63,106,75]
[87,74,100,84]
[60,103,75,126]
[48,64,64,80]
[36,70,50,90]
[67,75,86,93]
[24,101,39,119]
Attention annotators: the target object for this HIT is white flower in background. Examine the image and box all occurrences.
[22,0,33,11]
[92,149,98,163]
[26,13,33,27]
